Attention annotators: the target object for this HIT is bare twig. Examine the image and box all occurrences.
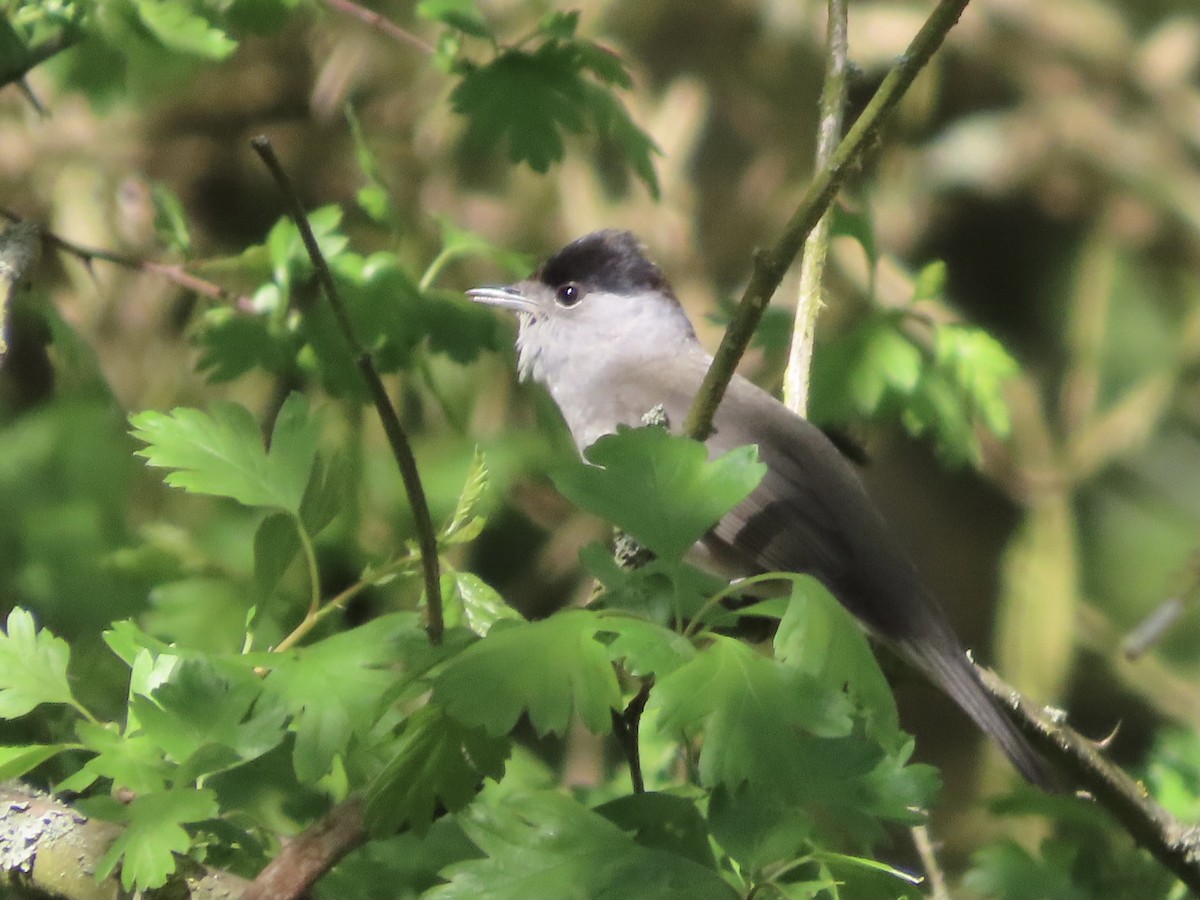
[685,0,974,440]
[610,679,653,795]
[250,136,444,644]
[322,0,436,55]
[240,796,366,900]
[783,0,848,416]
[911,824,950,900]
[0,208,253,308]
[978,666,1200,895]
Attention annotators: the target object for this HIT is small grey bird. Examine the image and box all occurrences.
[468,229,1051,788]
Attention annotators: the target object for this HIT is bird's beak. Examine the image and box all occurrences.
[466,285,537,315]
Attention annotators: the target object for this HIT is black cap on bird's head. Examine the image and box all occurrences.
[534,230,675,298]
[466,229,696,384]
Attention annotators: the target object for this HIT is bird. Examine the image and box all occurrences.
[467,228,1051,788]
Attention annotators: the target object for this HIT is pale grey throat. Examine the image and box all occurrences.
[467,282,704,450]
[468,229,1055,789]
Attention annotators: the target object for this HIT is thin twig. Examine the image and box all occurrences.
[610,679,653,794]
[911,825,950,900]
[978,666,1200,895]
[783,0,848,416]
[685,0,974,440]
[0,208,254,308]
[322,0,436,55]
[250,135,444,644]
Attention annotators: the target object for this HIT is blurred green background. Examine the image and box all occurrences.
[2,0,1199,867]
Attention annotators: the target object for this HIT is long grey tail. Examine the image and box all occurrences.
[902,637,1056,790]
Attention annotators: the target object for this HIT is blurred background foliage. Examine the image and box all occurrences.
[2,0,1200,890]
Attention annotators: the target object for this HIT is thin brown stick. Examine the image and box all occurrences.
[685,0,974,440]
[250,136,444,644]
[322,0,436,55]
[0,208,253,309]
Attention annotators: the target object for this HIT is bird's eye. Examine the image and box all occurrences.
[555,283,582,307]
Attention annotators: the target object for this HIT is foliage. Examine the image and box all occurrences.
[3,0,1200,898]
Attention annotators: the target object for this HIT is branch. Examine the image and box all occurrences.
[685,0,974,439]
[0,782,249,900]
[240,796,366,900]
[0,208,254,310]
[782,0,848,416]
[321,0,436,55]
[250,136,444,644]
[978,667,1200,895]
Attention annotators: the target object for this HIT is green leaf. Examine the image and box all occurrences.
[452,44,584,172]
[132,0,236,60]
[830,202,878,269]
[537,10,579,39]
[599,614,697,679]
[418,0,493,39]
[453,571,519,637]
[552,426,765,561]
[912,259,946,303]
[129,658,284,778]
[151,182,191,254]
[0,744,71,780]
[267,205,348,291]
[130,392,319,515]
[428,791,735,900]
[196,305,297,383]
[434,217,534,280]
[932,323,1019,438]
[773,577,901,747]
[365,704,509,835]
[254,511,301,597]
[594,792,716,869]
[0,608,77,718]
[94,787,220,890]
[300,452,349,536]
[69,721,170,795]
[443,447,490,541]
[434,609,621,737]
[450,38,658,193]
[260,613,424,781]
[143,577,253,653]
[651,636,856,790]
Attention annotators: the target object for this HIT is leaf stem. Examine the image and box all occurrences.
[295,520,322,615]
[273,553,420,653]
[418,248,455,292]
[684,0,974,440]
[251,136,444,644]
[682,573,793,639]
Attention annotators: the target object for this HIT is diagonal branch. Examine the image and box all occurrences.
[685,0,974,440]
[978,666,1200,895]
[251,136,444,644]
